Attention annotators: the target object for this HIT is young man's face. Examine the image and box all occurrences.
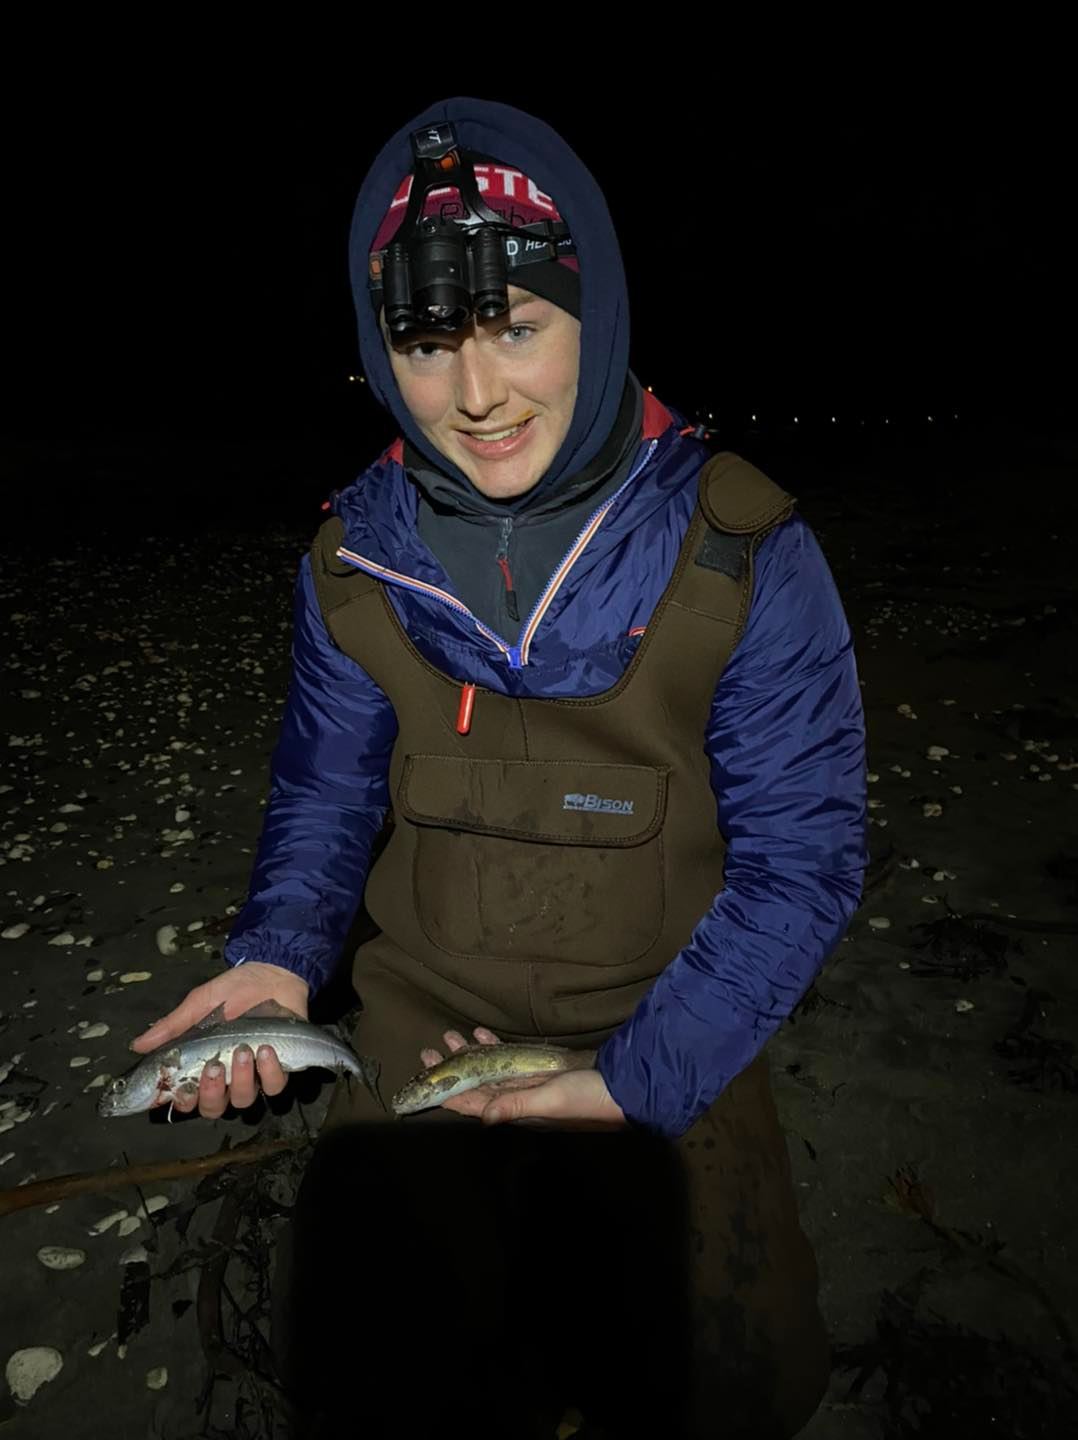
[382,285,580,501]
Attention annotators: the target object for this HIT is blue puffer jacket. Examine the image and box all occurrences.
[224,398,868,1137]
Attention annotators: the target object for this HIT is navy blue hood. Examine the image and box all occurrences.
[349,96,631,512]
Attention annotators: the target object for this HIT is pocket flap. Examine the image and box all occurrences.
[399,754,669,847]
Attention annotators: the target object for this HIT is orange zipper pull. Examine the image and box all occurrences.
[456,682,476,735]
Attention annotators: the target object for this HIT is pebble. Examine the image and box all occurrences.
[87,1336,113,1358]
[922,802,944,818]
[155,925,179,956]
[169,882,185,893]
[1,923,29,940]
[76,1022,109,1040]
[47,932,76,947]
[37,1247,86,1271]
[926,745,950,759]
[88,1209,129,1236]
[135,1195,169,1218]
[69,1056,91,1068]
[85,968,104,982]
[955,999,975,1013]
[868,917,891,930]
[146,1366,169,1390]
[5,1346,63,1403]
[120,971,152,984]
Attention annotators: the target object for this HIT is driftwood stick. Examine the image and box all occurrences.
[0,1134,308,1218]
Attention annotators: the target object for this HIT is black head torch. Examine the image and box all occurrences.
[368,122,576,338]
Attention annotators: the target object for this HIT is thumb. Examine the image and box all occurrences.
[482,1084,559,1127]
[129,993,208,1052]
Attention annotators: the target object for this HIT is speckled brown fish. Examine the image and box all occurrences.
[392,1042,581,1116]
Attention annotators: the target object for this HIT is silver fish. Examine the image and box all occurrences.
[98,999,379,1117]
[392,1042,583,1116]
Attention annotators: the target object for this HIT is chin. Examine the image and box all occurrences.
[455,448,550,497]
[468,470,544,500]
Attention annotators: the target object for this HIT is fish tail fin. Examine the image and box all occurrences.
[347,1054,384,1112]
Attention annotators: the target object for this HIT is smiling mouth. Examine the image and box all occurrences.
[459,415,535,441]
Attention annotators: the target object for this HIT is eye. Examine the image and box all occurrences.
[114,1079,126,1089]
[401,339,447,361]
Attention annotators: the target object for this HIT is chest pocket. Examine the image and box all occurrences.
[398,754,669,966]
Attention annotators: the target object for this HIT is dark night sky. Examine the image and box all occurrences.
[3,65,1073,449]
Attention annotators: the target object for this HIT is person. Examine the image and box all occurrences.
[129,97,867,1439]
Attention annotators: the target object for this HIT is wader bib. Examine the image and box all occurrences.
[282,453,830,1439]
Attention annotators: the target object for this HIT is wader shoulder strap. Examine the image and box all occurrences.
[689,451,796,591]
[308,514,383,629]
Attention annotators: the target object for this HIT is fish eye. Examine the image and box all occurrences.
[114,1079,126,1089]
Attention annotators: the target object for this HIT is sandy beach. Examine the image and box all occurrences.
[1,421,1076,1438]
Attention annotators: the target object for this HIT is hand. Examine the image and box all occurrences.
[128,962,310,1119]
[420,1027,627,1131]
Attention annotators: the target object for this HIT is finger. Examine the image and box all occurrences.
[443,1030,467,1052]
[472,1027,500,1045]
[197,1061,229,1120]
[168,1081,200,1113]
[439,1090,494,1117]
[421,1048,443,1068]
[438,1076,548,1115]
[131,987,217,1053]
[255,1045,288,1097]
[483,1085,563,1126]
[130,1010,190,1053]
[229,1046,258,1108]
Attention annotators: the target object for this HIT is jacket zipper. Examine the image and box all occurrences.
[513,439,658,667]
[334,438,660,677]
[495,518,520,623]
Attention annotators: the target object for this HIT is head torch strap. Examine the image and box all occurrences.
[368,220,575,295]
[367,120,575,297]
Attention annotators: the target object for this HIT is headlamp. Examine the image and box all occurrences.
[368,122,576,337]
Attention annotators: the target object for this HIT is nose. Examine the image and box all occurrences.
[454,334,509,421]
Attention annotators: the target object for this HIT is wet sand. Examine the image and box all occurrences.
[1,425,1076,1436]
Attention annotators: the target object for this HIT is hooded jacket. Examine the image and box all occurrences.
[223,99,868,1137]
